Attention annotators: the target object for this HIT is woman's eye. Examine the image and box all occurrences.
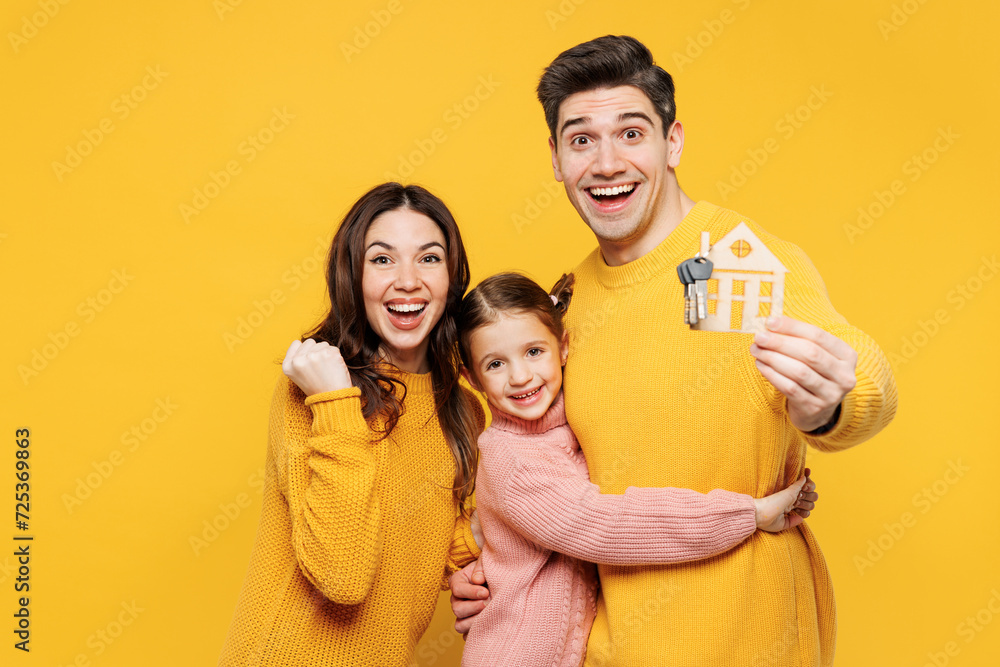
[421,254,442,263]
[370,255,390,265]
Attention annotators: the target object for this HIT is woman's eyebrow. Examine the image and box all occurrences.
[366,241,445,251]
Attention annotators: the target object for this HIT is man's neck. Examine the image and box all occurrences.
[599,189,697,267]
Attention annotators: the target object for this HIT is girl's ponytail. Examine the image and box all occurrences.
[549,273,575,315]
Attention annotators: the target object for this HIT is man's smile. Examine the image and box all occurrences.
[585,181,639,212]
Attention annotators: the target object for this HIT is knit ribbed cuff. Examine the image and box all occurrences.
[458,516,482,562]
[445,516,482,581]
[706,489,758,542]
[803,372,876,452]
[304,387,367,436]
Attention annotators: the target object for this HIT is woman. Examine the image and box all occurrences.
[219,183,484,666]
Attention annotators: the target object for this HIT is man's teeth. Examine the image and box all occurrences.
[387,303,425,313]
[589,183,635,197]
[512,387,541,400]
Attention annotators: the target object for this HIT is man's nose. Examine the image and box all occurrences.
[592,140,626,177]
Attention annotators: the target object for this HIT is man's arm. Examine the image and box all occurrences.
[749,238,898,449]
[751,315,857,432]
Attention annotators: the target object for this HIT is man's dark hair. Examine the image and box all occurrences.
[537,35,676,141]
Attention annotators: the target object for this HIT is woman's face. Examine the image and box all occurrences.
[361,208,450,374]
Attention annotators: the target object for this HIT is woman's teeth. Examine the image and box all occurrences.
[387,303,425,312]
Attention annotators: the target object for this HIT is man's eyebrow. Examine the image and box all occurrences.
[559,111,656,138]
[620,111,655,126]
[559,115,589,138]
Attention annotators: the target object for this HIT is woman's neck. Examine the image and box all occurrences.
[379,343,431,374]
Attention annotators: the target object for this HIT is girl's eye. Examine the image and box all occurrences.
[527,348,543,357]
[486,360,502,371]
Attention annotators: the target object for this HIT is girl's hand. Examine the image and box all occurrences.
[282,339,354,397]
[753,469,818,533]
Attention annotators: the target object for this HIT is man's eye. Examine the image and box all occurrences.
[571,136,590,146]
[624,129,640,140]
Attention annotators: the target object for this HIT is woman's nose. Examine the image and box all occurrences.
[393,262,420,290]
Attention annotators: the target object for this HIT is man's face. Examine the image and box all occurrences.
[549,85,682,249]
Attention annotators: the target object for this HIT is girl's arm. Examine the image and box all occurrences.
[278,376,382,605]
[493,449,757,565]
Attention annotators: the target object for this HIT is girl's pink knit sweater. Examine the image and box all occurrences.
[461,392,758,667]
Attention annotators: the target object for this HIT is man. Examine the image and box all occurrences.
[452,35,897,666]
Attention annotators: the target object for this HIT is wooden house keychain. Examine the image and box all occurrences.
[677,222,788,333]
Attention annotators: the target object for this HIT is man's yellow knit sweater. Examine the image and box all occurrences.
[565,201,897,667]
[219,370,481,666]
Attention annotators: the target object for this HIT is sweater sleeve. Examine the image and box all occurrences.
[441,513,482,589]
[277,376,381,605]
[493,446,756,565]
[773,238,899,452]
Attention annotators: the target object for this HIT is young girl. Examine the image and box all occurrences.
[457,272,817,667]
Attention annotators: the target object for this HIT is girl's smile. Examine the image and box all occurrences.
[466,312,568,422]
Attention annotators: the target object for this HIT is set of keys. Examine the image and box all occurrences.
[677,256,714,324]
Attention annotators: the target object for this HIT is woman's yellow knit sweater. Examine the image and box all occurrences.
[219,370,481,666]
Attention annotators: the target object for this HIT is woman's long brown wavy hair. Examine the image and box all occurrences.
[303,182,481,510]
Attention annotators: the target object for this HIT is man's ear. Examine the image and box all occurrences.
[461,365,482,392]
[549,136,563,182]
[666,120,685,169]
[559,331,570,366]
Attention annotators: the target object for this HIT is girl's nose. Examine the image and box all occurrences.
[508,363,532,385]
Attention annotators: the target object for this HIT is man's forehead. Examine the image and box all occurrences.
[557,85,658,132]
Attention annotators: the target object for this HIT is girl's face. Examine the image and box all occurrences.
[362,208,450,374]
[466,312,568,421]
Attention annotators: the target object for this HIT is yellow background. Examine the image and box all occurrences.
[3,0,998,665]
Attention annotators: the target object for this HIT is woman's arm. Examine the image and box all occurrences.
[441,511,482,590]
[277,376,382,605]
